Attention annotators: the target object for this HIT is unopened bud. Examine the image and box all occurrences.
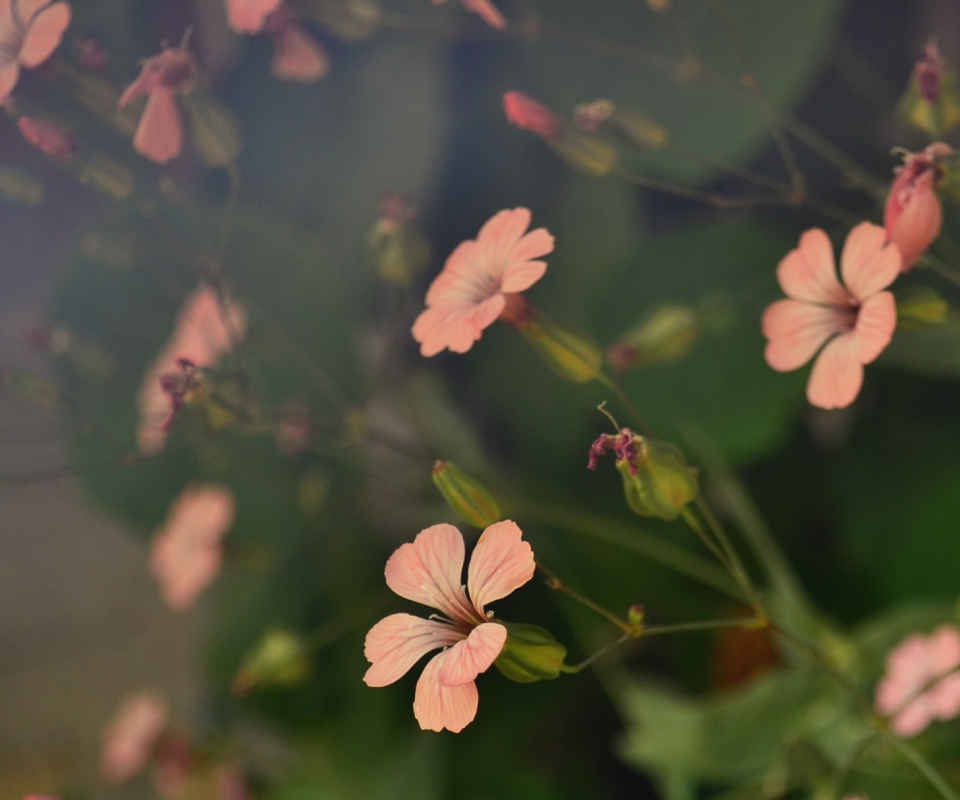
[369,192,430,286]
[548,127,619,176]
[627,605,645,628]
[432,460,501,528]
[233,629,311,695]
[607,305,699,371]
[519,313,603,383]
[899,41,960,138]
[181,86,243,168]
[895,286,950,329]
[494,622,567,683]
[504,91,562,141]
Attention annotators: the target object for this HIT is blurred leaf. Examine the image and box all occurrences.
[882,315,960,377]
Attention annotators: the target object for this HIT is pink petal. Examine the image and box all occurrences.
[17,1,69,68]
[423,241,481,307]
[777,228,849,305]
[930,673,960,721]
[850,291,896,364]
[806,333,863,410]
[133,87,182,164]
[461,0,506,28]
[363,613,463,687]
[839,222,901,300]
[477,208,531,252]
[0,60,20,105]
[384,524,478,624]
[437,621,507,687]
[225,0,282,34]
[762,298,847,372]
[892,699,934,738]
[411,294,505,356]
[270,26,329,82]
[413,651,479,733]
[467,519,535,614]
[100,690,168,783]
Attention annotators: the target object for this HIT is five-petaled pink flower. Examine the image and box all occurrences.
[100,690,169,783]
[363,521,535,732]
[876,626,960,738]
[150,485,236,610]
[0,0,71,105]
[411,207,554,357]
[884,142,952,270]
[432,0,505,29]
[118,45,196,164]
[137,286,246,455]
[762,222,901,410]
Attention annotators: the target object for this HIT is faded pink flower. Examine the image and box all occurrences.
[0,0,71,105]
[885,143,952,269]
[137,286,246,455]
[150,485,236,610]
[504,91,562,141]
[17,115,74,161]
[100,690,168,783]
[265,7,328,83]
[876,626,960,738]
[762,222,901,410]
[411,207,554,356]
[363,521,535,732]
[224,0,282,34]
[118,46,196,164]
[432,0,505,29]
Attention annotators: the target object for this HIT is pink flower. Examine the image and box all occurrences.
[503,91,562,141]
[118,46,196,164]
[17,116,74,161]
[432,0,506,29]
[100,690,168,783]
[0,0,71,105]
[137,286,246,455]
[363,521,535,732]
[884,143,952,270]
[411,207,554,356]
[150,485,236,610]
[876,626,960,738]
[762,223,901,410]
[265,8,328,83]
[224,0,282,34]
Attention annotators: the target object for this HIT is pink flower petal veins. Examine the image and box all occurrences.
[776,228,849,306]
[363,613,464,688]
[762,299,848,372]
[413,650,479,733]
[384,523,478,624]
[839,222,902,300]
[133,86,182,165]
[467,519,536,615]
[437,621,507,687]
[100,690,168,783]
[850,291,896,364]
[17,0,70,68]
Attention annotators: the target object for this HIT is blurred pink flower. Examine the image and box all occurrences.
[884,143,951,269]
[17,115,74,161]
[118,46,196,164]
[876,626,960,738]
[0,0,71,105]
[151,735,192,798]
[137,286,246,455]
[150,485,236,610]
[224,0,282,34]
[762,223,901,410]
[216,765,251,800]
[432,0,505,29]
[100,690,168,783]
[503,91,562,141]
[265,7,328,83]
[364,521,535,732]
[411,207,554,356]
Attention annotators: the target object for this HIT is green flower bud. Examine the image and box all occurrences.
[548,128,619,177]
[233,629,311,695]
[432,460,501,529]
[618,438,699,521]
[494,622,567,683]
[607,304,700,371]
[520,314,604,384]
[899,42,960,138]
[896,286,950,329]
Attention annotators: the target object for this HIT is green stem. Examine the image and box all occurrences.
[641,616,758,637]
[537,561,638,635]
[596,372,654,436]
[885,733,960,800]
[560,632,633,673]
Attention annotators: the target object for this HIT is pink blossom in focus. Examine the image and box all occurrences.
[0,0,71,105]
[265,8,328,83]
[17,116,74,161]
[150,485,236,610]
[762,223,901,410]
[364,521,535,732]
[884,143,952,269]
[411,208,554,356]
[100,690,168,783]
[503,91,562,141]
[224,0,283,34]
[432,0,506,29]
[137,286,246,455]
[118,46,196,164]
[876,626,960,738]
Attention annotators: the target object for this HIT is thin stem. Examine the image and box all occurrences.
[641,616,758,637]
[596,373,654,436]
[919,252,960,290]
[828,732,878,799]
[560,631,634,673]
[679,505,734,571]
[537,560,638,635]
[884,733,960,800]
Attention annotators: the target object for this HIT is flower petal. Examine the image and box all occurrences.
[0,60,20,106]
[777,228,849,305]
[18,0,69,68]
[806,333,863,410]
[467,519,535,615]
[461,0,506,28]
[362,613,463,687]
[413,651,479,733]
[270,26,329,83]
[762,299,846,372]
[133,87,182,165]
[850,291,896,364]
[384,523,477,623]
[437,621,507,687]
[892,698,934,738]
[225,0,283,34]
[840,222,901,300]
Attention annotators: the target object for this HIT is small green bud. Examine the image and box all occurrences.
[548,128,619,177]
[896,286,950,329]
[618,438,699,521]
[627,605,645,628]
[899,42,960,138]
[432,460,501,529]
[368,193,430,287]
[520,314,604,383]
[493,622,567,683]
[233,629,311,695]
[607,305,700,371]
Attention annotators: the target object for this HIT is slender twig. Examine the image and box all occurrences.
[538,560,638,635]
[884,733,960,800]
